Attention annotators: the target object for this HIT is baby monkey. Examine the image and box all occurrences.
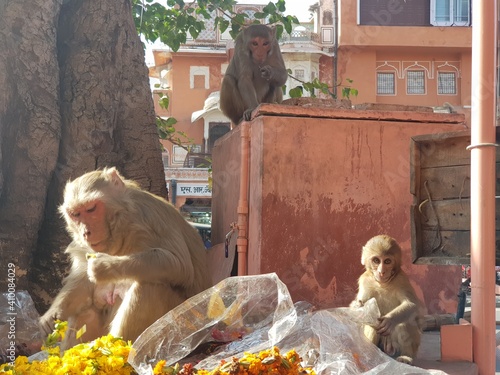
[350,235,424,365]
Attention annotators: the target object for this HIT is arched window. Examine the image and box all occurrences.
[323,10,333,25]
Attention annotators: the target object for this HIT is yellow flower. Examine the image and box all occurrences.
[0,322,315,375]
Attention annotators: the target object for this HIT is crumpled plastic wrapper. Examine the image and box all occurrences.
[129,273,437,375]
[0,290,43,361]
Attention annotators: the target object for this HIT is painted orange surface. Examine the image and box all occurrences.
[212,104,467,313]
[336,0,472,115]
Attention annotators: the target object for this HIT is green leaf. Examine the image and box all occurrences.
[263,2,277,14]
[159,96,170,109]
[233,13,246,25]
[218,18,230,33]
[289,86,304,98]
[189,26,200,39]
[166,117,178,126]
[276,0,286,12]
[275,23,284,39]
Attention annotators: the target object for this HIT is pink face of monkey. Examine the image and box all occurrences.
[368,255,396,284]
[65,199,110,252]
[249,36,271,65]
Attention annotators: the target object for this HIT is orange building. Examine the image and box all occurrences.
[337,0,472,121]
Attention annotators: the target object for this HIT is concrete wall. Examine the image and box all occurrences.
[212,104,467,314]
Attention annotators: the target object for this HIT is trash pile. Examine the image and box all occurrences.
[1,274,440,374]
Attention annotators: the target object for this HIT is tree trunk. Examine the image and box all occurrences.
[0,0,166,312]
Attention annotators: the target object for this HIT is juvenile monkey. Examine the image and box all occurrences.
[40,168,212,348]
[220,24,288,125]
[350,235,424,365]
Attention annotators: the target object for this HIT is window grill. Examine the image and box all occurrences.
[377,72,395,95]
[438,72,457,95]
[407,70,425,95]
[294,69,305,81]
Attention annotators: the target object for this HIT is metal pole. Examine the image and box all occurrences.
[171,179,177,206]
[470,1,497,373]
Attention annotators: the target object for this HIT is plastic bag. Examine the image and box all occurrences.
[129,273,436,375]
[0,290,43,362]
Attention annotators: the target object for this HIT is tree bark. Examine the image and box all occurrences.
[0,0,166,312]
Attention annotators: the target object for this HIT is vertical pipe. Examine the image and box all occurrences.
[237,121,250,275]
[171,179,177,205]
[333,0,338,99]
[470,1,497,373]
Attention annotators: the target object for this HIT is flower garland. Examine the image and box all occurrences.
[0,323,315,375]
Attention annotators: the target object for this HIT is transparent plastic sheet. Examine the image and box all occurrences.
[0,290,43,360]
[129,273,436,375]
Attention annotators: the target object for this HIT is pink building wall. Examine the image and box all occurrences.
[212,105,467,313]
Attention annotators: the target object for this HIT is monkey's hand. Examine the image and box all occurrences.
[87,254,124,283]
[260,65,282,81]
[260,65,274,81]
[242,108,256,121]
[39,311,59,337]
[376,315,397,336]
[349,299,364,309]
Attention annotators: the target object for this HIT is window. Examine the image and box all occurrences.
[322,10,333,26]
[406,71,425,95]
[437,72,457,95]
[294,69,305,81]
[431,0,470,26]
[172,146,188,164]
[161,152,169,168]
[193,75,205,89]
[190,66,209,89]
[377,72,395,95]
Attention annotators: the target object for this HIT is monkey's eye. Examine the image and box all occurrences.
[252,41,259,46]
[384,258,392,265]
[86,204,97,213]
[69,210,80,218]
[263,41,270,46]
[371,257,381,264]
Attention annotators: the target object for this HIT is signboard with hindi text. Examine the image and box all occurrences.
[176,183,211,197]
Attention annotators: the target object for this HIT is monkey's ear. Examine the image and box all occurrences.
[105,167,126,189]
[268,25,277,38]
[361,247,367,265]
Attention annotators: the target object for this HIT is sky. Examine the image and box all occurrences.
[143,0,318,65]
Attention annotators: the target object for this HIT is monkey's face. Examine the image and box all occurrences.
[249,37,271,65]
[369,255,397,284]
[65,199,110,252]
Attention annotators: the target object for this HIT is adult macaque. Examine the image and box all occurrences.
[350,235,423,365]
[220,24,288,125]
[40,168,212,348]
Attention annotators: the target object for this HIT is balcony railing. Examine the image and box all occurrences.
[279,30,320,44]
[183,152,212,169]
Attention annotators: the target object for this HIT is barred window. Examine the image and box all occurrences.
[294,69,305,81]
[377,72,395,95]
[407,70,425,95]
[437,72,457,95]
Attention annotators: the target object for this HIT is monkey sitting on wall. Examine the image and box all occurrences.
[220,24,288,125]
[39,167,213,348]
[350,235,424,365]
